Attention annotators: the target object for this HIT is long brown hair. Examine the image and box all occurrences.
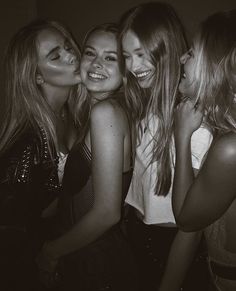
[119,2,187,196]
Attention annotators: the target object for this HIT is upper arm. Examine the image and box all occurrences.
[178,134,236,231]
[90,102,125,218]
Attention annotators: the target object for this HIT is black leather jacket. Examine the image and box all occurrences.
[0,126,61,231]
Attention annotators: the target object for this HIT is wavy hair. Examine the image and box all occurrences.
[191,9,236,135]
[119,2,187,196]
[0,19,85,158]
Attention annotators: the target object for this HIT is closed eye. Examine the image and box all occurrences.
[50,54,60,61]
[187,48,194,57]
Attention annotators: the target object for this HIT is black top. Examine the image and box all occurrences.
[0,126,60,231]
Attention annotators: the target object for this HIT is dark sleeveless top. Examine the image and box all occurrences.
[58,141,139,291]
[60,141,132,230]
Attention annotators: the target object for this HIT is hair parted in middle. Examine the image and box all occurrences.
[75,23,125,142]
[119,2,187,196]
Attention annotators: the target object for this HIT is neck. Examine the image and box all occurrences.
[90,91,112,106]
[43,85,71,113]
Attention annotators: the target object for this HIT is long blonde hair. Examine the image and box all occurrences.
[0,19,84,158]
[191,10,236,135]
[119,2,187,196]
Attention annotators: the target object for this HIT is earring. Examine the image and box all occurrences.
[36,75,45,85]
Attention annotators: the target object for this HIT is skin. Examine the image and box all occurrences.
[122,29,155,89]
[36,28,81,154]
[122,28,204,291]
[174,100,236,239]
[173,48,236,257]
[80,30,122,100]
[37,30,132,275]
[178,48,196,97]
[37,28,80,112]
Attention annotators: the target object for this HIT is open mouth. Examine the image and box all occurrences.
[135,70,152,79]
[88,72,107,80]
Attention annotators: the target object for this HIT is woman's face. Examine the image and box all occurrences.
[179,48,197,97]
[122,30,155,89]
[80,30,122,97]
[37,28,80,88]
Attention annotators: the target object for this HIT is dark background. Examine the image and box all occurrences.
[0,0,235,113]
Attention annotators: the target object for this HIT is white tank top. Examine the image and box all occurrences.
[125,114,213,224]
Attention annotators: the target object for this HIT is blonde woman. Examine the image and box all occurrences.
[0,19,83,291]
[173,9,236,291]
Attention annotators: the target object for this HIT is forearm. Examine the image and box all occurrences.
[172,136,194,218]
[159,230,202,291]
[46,208,119,259]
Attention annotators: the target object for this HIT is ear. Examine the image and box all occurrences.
[36,74,44,85]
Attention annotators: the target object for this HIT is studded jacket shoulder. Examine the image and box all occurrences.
[0,126,61,226]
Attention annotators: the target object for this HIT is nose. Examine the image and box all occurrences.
[65,51,77,65]
[70,53,77,65]
[92,56,103,69]
[127,56,140,73]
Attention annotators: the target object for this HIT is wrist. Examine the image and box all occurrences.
[43,241,60,261]
[175,133,191,147]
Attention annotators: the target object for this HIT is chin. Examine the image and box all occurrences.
[138,81,151,89]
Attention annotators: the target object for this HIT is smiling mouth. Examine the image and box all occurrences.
[135,70,152,79]
[88,72,107,80]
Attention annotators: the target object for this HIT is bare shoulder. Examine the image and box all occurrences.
[91,99,128,130]
[209,132,236,164]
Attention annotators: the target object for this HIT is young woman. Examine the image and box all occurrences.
[37,23,138,291]
[0,19,83,291]
[119,2,213,290]
[173,9,236,291]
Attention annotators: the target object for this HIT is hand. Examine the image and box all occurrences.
[174,98,203,142]
[36,242,61,288]
[36,242,58,273]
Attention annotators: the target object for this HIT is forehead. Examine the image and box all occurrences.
[85,30,118,51]
[37,28,65,57]
[122,30,142,51]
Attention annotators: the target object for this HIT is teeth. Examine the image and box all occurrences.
[88,72,106,79]
[136,70,151,78]
[183,73,186,78]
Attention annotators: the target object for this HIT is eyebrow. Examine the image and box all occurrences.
[122,48,143,53]
[85,45,118,54]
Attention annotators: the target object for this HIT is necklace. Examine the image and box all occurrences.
[55,108,66,121]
